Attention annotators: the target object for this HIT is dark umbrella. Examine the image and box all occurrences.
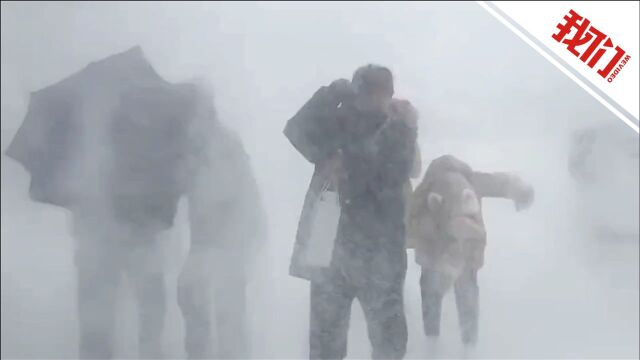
[5,46,197,229]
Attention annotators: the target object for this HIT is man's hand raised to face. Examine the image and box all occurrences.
[388,99,418,130]
[328,79,356,104]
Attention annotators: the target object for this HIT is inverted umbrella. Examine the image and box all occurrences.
[5,46,197,229]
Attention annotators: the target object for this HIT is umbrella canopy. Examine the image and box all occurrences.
[5,46,198,229]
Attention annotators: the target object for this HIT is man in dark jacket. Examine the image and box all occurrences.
[284,65,418,359]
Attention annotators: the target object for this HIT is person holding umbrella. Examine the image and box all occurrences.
[6,46,197,358]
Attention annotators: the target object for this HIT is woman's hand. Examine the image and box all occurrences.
[388,98,418,130]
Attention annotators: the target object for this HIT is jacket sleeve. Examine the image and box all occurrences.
[471,172,514,198]
[283,86,344,164]
[410,143,422,179]
[472,172,534,208]
[375,119,418,189]
[406,177,432,246]
[472,172,535,211]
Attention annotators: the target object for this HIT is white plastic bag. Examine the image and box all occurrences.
[303,189,341,268]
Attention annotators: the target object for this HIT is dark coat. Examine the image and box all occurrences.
[284,87,417,281]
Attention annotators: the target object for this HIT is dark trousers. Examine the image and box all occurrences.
[177,247,249,359]
[73,216,166,359]
[309,251,408,360]
[420,268,479,345]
